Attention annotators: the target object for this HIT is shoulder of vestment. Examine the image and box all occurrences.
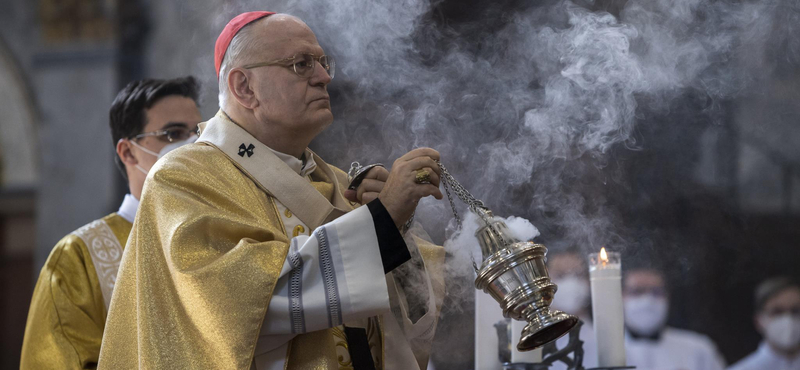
[149,142,273,199]
[47,213,123,275]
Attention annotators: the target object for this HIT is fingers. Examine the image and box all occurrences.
[399,147,440,162]
[416,167,440,187]
[419,184,444,200]
[364,166,389,182]
[403,157,441,177]
[344,189,358,203]
[361,192,380,204]
[376,148,442,228]
[357,178,386,202]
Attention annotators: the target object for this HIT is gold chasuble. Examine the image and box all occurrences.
[98,111,445,370]
[21,210,133,369]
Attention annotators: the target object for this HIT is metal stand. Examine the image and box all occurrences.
[500,321,634,370]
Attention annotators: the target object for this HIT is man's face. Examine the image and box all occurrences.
[549,253,587,280]
[756,287,800,335]
[622,269,670,335]
[247,16,333,137]
[132,95,202,171]
[548,252,591,313]
[623,270,667,299]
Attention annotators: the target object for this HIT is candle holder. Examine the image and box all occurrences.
[495,319,635,370]
[438,161,578,351]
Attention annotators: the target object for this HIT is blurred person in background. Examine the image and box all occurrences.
[19,76,202,369]
[728,278,800,370]
[623,266,726,370]
[548,249,598,369]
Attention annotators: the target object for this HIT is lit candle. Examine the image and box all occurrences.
[475,289,504,369]
[589,248,626,367]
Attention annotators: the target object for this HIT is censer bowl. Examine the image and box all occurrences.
[473,218,578,351]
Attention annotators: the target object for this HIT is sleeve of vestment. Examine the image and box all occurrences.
[365,220,446,370]
[98,147,404,370]
[255,199,410,357]
[20,236,106,370]
[259,200,407,335]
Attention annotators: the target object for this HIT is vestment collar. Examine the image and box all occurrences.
[117,194,139,224]
[197,110,350,230]
[267,146,317,177]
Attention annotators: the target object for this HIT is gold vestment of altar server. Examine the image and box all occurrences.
[20,213,132,369]
[98,111,445,370]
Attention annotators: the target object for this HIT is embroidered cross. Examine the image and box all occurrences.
[238,143,255,157]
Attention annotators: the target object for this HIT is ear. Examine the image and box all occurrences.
[227,68,259,110]
[117,139,138,167]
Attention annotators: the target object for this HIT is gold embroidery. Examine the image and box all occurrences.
[285,208,293,218]
[73,219,124,310]
[293,225,306,237]
[331,327,354,370]
[368,317,384,370]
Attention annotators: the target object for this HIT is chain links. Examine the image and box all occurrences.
[437,160,493,227]
[437,160,508,274]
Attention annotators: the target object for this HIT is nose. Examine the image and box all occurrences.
[309,60,332,87]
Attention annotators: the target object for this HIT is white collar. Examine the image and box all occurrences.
[117,194,139,223]
[267,146,317,177]
[757,341,800,362]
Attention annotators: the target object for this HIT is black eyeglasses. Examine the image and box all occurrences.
[133,125,199,143]
[242,53,335,79]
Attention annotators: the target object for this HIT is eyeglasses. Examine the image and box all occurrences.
[133,125,199,143]
[242,53,335,80]
[624,286,667,297]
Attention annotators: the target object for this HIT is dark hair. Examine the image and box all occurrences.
[755,277,800,313]
[110,76,200,174]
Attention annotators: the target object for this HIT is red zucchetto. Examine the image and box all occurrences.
[215,11,275,78]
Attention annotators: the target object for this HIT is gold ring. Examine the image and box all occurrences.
[415,169,431,184]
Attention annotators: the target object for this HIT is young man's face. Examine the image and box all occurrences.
[131,95,203,172]
[756,287,800,351]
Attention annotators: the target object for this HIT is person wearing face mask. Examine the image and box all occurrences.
[728,278,800,370]
[548,250,598,369]
[19,76,202,369]
[623,267,726,370]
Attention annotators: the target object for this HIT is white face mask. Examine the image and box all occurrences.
[129,135,197,175]
[552,275,590,314]
[762,314,800,351]
[624,294,669,336]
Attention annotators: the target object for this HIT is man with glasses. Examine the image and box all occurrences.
[20,77,202,369]
[623,266,726,370]
[99,12,444,370]
[99,12,445,370]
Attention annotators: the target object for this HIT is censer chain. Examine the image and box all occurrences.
[437,160,495,273]
[436,161,491,222]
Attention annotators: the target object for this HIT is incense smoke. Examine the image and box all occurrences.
[150,0,800,367]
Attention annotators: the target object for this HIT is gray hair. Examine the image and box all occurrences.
[217,20,265,109]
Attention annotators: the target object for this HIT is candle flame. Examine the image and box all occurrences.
[600,247,609,263]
